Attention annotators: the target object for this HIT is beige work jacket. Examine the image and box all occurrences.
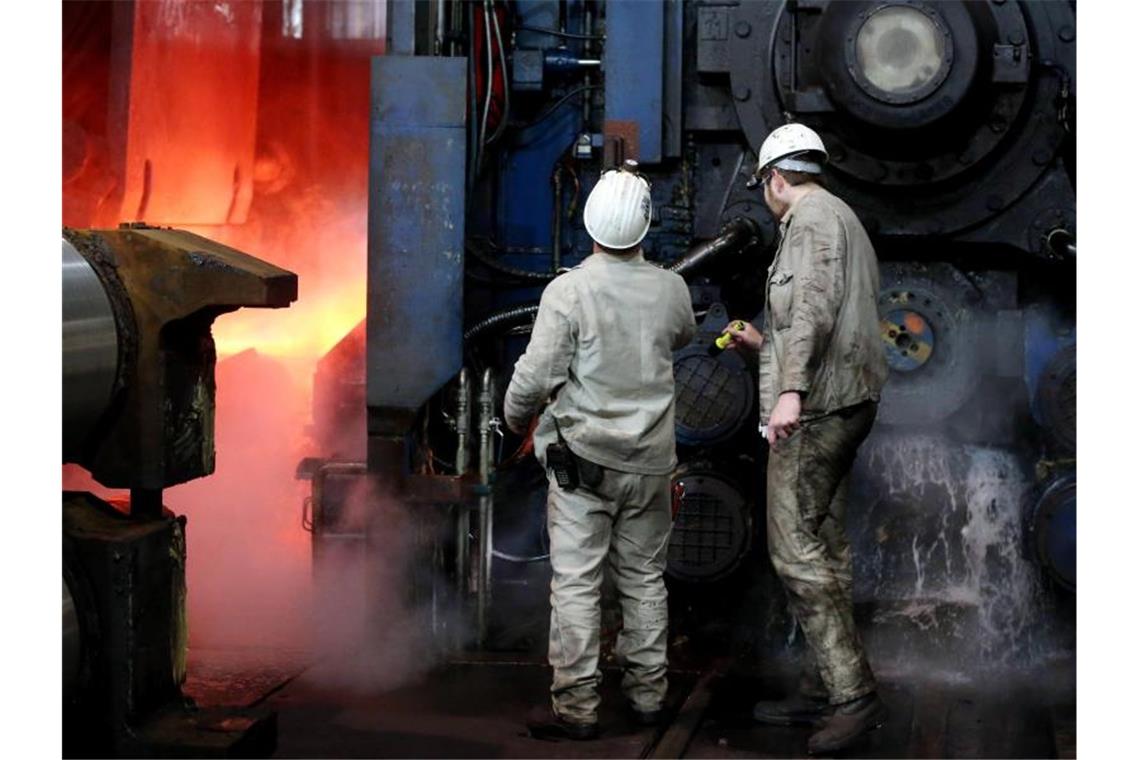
[758,187,889,421]
[504,250,697,475]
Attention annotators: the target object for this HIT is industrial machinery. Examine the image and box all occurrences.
[291,0,1076,668]
[62,228,297,756]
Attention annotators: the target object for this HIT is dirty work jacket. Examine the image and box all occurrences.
[758,187,889,421]
[504,250,697,475]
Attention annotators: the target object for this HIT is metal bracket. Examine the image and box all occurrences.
[992,44,1030,84]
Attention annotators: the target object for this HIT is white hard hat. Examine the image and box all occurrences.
[753,123,829,180]
[583,161,652,250]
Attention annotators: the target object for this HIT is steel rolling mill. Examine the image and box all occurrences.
[61,1,1076,757]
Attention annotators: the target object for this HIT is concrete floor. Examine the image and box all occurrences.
[182,650,1075,758]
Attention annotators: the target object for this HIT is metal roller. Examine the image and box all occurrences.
[1035,344,1076,456]
[667,469,750,583]
[1024,471,1076,592]
[673,303,756,447]
[62,238,120,457]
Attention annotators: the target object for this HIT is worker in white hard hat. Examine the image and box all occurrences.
[505,160,696,740]
[724,123,890,754]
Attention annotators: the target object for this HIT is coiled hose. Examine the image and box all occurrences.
[464,303,541,342]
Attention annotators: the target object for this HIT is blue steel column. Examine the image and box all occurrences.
[604,0,665,163]
[367,56,467,442]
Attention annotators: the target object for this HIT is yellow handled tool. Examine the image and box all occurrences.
[708,320,747,355]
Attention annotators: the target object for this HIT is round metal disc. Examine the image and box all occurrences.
[880,308,935,372]
[667,472,749,583]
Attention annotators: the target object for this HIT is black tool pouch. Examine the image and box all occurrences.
[545,441,579,490]
[546,419,604,491]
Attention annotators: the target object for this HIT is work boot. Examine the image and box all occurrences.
[798,667,830,701]
[752,693,833,727]
[526,705,599,741]
[628,702,666,728]
[807,692,888,755]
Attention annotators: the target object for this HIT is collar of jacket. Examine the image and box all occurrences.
[583,248,646,266]
[777,185,821,235]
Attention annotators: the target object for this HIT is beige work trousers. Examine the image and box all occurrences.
[766,401,878,704]
[545,468,673,724]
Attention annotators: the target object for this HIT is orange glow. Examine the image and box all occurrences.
[63,0,386,651]
[904,312,927,335]
[181,219,368,361]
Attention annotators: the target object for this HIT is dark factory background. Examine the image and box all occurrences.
[5,0,1122,756]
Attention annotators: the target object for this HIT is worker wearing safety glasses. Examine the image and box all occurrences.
[724,123,890,754]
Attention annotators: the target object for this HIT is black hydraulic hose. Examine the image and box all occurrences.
[464,303,540,342]
[492,548,551,563]
[466,241,558,282]
[668,217,762,276]
[515,24,603,40]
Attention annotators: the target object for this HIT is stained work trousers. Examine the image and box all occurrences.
[545,469,673,724]
[766,401,878,705]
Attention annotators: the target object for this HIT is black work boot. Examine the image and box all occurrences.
[526,705,599,741]
[752,693,833,727]
[628,702,666,728]
[798,667,830,702]
[807,691,889,755]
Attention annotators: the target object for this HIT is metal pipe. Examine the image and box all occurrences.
[582,2,594,127]
[63,238,120,459]
[552,164,564,272]
[435,0,445,55]
[1046,228,1076,259]
[476,369,495,647]
[668,217,761,277]
[63,575,81,700]
[455,368,471,598]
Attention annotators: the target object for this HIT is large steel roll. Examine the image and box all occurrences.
[62,238,119,457]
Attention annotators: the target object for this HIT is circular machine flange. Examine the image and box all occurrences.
[880,308,935,372]
[667,471,750,583]
[1035,344,1076,456]
[725,0,1074,245]
[673,346,755,447]
[876,263,980,426]
[1025,472,1076,592]
[844,3,960,111]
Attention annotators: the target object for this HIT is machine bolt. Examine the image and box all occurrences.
[1009,30,1025,45]
[735,21,752,38]
[1058,25,1075,42]
[733,85,751,101]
